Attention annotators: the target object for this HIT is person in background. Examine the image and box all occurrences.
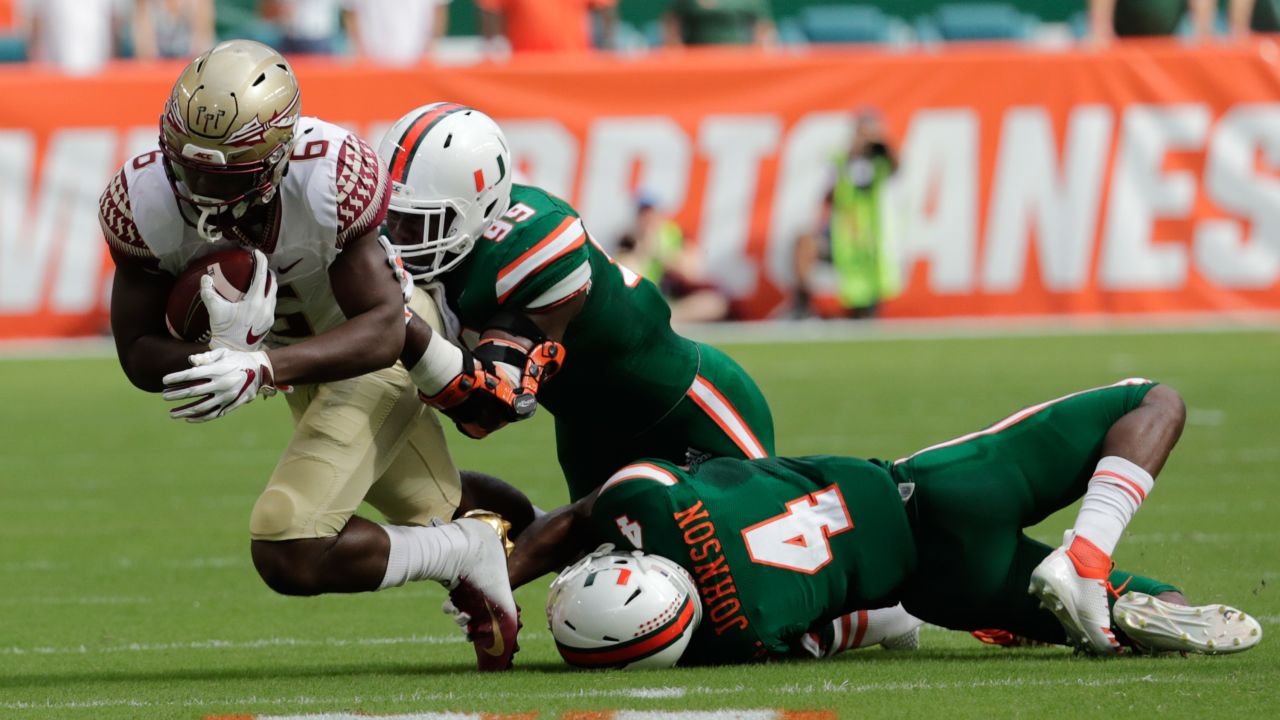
[1226,0,1280,37]
[0,0,15,34]
[21,0,124,75]
[342,0,448,66]
[793,110,900,320]
[1088,0,1215,45]
[616,194,728,324]
[133,0,214,60]
[478,0,616,53]
[260,0,341,55]
[663,0,775,48]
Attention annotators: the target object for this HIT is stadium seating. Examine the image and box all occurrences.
[916,3,1039,42]
[0,0,1234,67]
[0,33,24,63]
[796,5,913,46]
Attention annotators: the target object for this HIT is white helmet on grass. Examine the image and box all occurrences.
[378,103,513,281]
[547,544,702,669]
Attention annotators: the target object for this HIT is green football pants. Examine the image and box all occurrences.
[555,342,776,500]
[891,379,1179,644]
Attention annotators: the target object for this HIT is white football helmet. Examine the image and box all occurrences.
[547,544,702,670]
[378,103,512,281]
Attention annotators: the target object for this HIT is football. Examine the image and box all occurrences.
[164,248,258,343]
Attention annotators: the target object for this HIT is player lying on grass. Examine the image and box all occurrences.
[101,41,528,670]
[528,379,1262,665]
[374,102,922,651]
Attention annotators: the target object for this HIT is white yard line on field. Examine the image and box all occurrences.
[0,337,116,360]
[0,633,487,656]
[209,710,811,720]
[0,595,151,606]
[161,556,242,569]
[0,560,67,572]
[0,674,1199,712]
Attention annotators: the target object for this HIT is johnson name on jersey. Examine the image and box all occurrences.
[99,117,390,346]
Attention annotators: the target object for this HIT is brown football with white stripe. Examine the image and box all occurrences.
[164,248,257,343]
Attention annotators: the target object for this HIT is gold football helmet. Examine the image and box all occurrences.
[160,39,301,241]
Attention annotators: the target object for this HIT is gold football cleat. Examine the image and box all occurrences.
[461,509,514,557]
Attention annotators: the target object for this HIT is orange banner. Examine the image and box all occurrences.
[3,41,1280,338]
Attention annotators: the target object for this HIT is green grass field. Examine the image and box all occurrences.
[2,329,1277,719]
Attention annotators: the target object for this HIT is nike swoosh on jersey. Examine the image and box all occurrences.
[277,257,305,275]
[245,328,267,345]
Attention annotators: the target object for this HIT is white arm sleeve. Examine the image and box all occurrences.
[524,260,592,311]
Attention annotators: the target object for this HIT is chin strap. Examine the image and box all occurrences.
[194,199,253,243]
[196,205,224,243]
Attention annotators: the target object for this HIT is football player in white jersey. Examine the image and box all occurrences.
[98,40,525,671]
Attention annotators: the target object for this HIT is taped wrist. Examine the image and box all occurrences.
[407,331,466,397]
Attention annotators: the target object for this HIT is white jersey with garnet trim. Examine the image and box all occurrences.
[98,117,390,346]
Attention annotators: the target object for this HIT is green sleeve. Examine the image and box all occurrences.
[591,474,681,554]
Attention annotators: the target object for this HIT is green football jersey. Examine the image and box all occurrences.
[591,455,917,665]
[439,184,700,435]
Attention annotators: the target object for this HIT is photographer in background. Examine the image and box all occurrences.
[793,109,900,320]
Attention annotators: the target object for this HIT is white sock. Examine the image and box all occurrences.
[378,522,469,590]
[1071,456,1155,557]
[802,603,922,657]
[848,604,923,649]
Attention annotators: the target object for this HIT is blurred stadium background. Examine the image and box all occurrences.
[3,0,1280,335]
[2,1,1279,718]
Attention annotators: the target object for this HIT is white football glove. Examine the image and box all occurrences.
[161,348,277,423]
[204,248,277,351]
[379,234,414,323]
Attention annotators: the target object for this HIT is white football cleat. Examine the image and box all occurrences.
[445,514,520,671]
[1029,534,1121,656]
[1113,592,1263,655]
